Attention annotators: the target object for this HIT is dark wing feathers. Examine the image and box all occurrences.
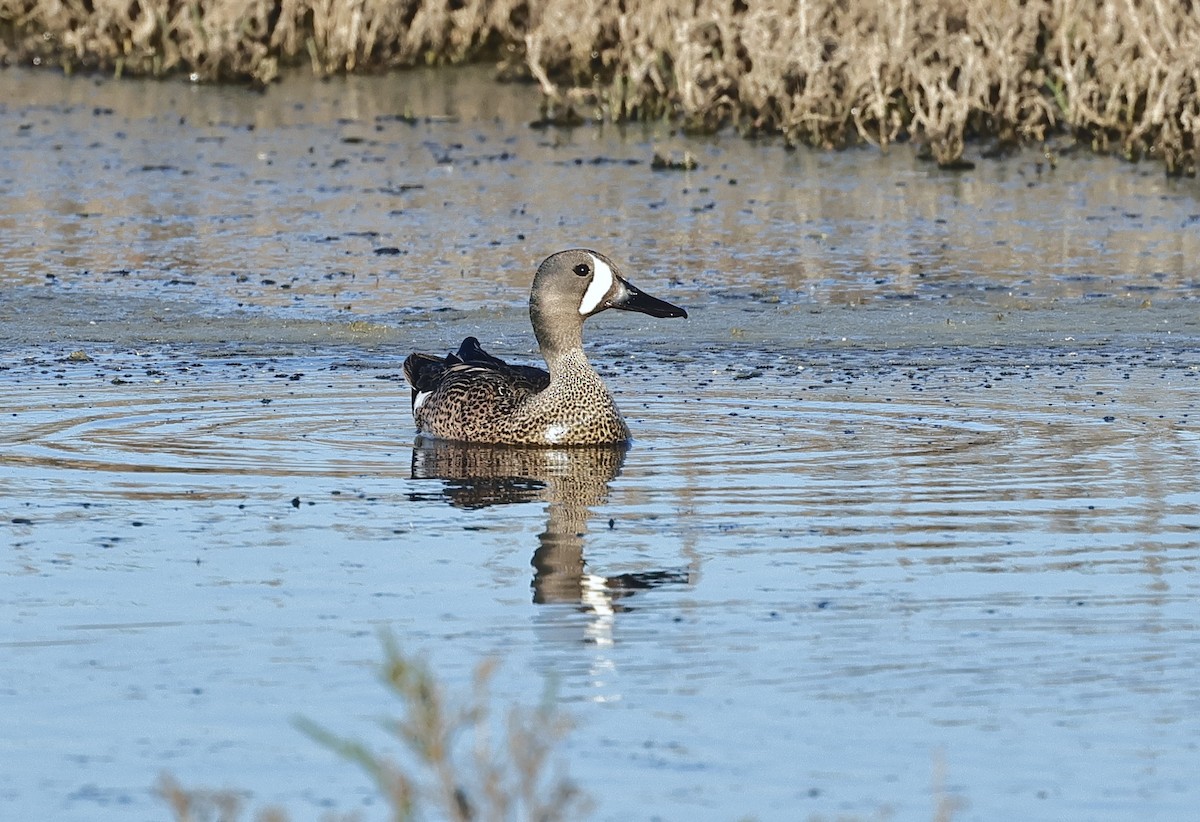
[402,352,450,396]
[454,337,549,389]
[403,337,549,412]
[454,336,504,367]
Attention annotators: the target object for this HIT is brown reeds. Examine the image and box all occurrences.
[0,0,527,82]
[2,0,1197,174]
[524,0,1199,174]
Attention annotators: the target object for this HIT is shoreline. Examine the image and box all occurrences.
[2,0,1197,174]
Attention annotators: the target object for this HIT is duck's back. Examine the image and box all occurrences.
[403,337,628,445]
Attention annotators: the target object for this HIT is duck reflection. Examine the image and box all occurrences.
[409,438,689,611]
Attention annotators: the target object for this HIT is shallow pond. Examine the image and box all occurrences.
[2,67,1199,821]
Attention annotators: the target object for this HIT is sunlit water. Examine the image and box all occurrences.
[2,66,1200,822]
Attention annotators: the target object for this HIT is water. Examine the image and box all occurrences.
[2,66,1199,822]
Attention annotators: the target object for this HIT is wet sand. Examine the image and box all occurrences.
[2,66,1199,822]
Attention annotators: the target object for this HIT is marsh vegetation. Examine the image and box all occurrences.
[1,0,1196,173]
[159,638,586,822]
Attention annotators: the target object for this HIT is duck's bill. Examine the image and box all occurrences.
[607,277,688,319]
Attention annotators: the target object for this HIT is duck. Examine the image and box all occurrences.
[403,249,687,445]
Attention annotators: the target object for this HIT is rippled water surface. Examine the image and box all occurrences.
[2,67,1200,822]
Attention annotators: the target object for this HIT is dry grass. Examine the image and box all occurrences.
[2,0,1196,172]
[159,635,586,822]
[0,0,528,82]
[524,0,1199,174]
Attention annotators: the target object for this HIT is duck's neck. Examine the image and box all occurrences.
[543,347,599,386]
[531,305,588,380]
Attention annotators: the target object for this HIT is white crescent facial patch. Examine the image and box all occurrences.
[578,254,614,315]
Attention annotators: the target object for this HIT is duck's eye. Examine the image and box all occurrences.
[573,263,591,277]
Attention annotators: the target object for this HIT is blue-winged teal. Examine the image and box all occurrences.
[403,249,687,445]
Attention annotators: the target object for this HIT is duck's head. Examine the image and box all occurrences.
[530,249,688,328]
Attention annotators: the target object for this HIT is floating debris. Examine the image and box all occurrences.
[651,151,698,171]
